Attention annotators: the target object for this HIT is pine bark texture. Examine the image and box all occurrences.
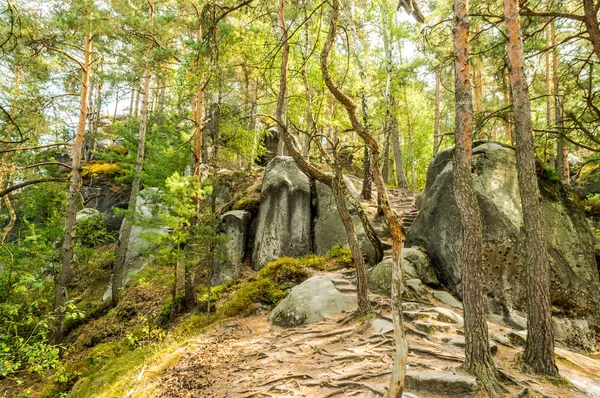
[504,0,559,376]
[54,29,93,344]
[453,0,499,388]
[583,0,600,62]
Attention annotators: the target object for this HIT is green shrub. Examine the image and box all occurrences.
[76,213,115,247]
[541,166,560,183]
[326,245,353,268]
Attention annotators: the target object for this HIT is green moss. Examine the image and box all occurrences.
[258,257,312,285]
[218,278,287,317]
[541,166,560,183]
[232,198,260,214]
[69,347,149,398]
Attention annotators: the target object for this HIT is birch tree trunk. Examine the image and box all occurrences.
[504,0,559,376]
[54,26,93,344]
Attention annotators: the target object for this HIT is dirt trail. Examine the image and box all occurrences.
[145,275,600,398]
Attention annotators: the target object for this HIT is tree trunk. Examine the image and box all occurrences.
[331,173,369,312]
[473,57,484,113]
[551,23,569,184]
[194,80,204,175]
[133,83,141,118]
[502,68,512,144]
[320,1,407,394]
[249,78,258,168]
[0,68,20,244]
[405,96,417,190]
[112,5,154,307]
[362,148,373,200]
[275,0,289,156]
[85,72,103,164]
[54,27,93,344]
[301,10,314,159]
[434,65,442,156]
[128,84,134,118]
[349,3,372,201]
[184,260,198,311]
[277,122,383,297]
[504,0,559,376]
[171,242,179,322]
[453,0,500,390]
[381,2,405,188]
[391,117,409,189]
[583,0,600,62]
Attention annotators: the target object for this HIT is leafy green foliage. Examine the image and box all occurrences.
[76,213,115,247]
[0,274,60,377]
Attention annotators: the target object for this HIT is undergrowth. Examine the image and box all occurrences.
[31,246,353,397]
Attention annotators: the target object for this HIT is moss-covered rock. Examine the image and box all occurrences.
[407,141,600,345]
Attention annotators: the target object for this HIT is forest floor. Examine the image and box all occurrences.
[118,271,600,398]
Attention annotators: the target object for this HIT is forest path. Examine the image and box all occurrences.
[137,271,599,398]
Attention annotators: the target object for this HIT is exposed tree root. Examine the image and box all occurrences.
[462,362,507,397]
[261,374,313,386]
[323,381,384,396]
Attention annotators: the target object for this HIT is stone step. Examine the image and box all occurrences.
[414,321,453,335]
[403,311,440,322]
[405,370,478,396]
[336,285,357,294]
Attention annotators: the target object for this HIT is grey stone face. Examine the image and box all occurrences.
[367,248,440,296]
[406,141,600,325]
[313,181,377,264]
[269,275,357,327]
[103,188,168,300]
[211,210,250,286]
[252,157,312,270]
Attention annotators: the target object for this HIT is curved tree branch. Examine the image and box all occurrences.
[0,178,67,198]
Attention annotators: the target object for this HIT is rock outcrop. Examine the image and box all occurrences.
[406,142,600,326]
[368,247,440,296]
[103,188,168,300]
[252,157,312,270]
[269,276,356,327]
[314,181,377,264]
[211,210,250,286]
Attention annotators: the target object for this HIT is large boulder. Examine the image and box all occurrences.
[368,248,439,296]
[314,181,377,264]
[103,188,168,300]
[252,157,312,270]
[269,276,357,327]
[407,141,600,324]
[76,208,103,223]
[211,210,250,286]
